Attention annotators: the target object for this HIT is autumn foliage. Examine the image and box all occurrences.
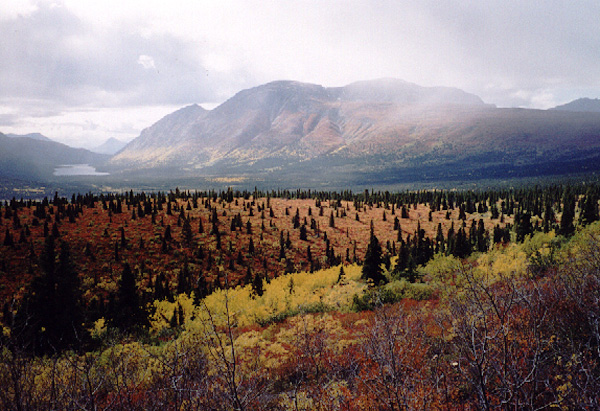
[0,185,599,409]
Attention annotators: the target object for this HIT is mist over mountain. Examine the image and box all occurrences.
[4,79,600,189]
[110,79,486,172]
[107,79,600,186]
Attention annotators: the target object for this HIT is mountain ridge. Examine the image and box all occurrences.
[551,98,600,112]
[7,79,600,189]
[111,79,490,171]
[108,79,600,185]
[0,132,110,181]
[91,137,128,155]
[6,132,53,142]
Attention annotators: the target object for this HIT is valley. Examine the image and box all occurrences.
[0,184,599,409]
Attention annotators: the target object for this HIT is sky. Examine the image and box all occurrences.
[1,0,599,148]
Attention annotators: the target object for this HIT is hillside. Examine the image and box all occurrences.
[91,137,128,155]
[109,79,600,185]
[551,97,600,112]
[1,185,599,409]
[0,132,110,181]
[6,132,53,142]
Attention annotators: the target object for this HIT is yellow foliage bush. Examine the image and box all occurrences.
[419,253,462,283]
[475,244,528,279]
[149,292,196,332]
[186,264,366,329]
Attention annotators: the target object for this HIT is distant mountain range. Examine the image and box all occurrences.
[551,98,600,113]
[6,132,53,142]
[91,137,128,155]
[3,79,600,188]
[108,79,600,186]
[0,132,109,181]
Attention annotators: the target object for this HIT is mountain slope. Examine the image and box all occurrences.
[109,79,600,185]
[91,137,128,155]
[551,98,600,112]
[0,132,110,181]
[110,79,486,169]
[6,132,53,142]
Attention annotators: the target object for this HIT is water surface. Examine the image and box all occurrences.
[53,164,110,176]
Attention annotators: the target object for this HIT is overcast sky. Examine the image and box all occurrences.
[1,0,599,148]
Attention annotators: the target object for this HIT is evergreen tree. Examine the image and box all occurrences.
[164,224,172,241]
[299,224,308,241]
[542,201,555,233]
[453,227,471,259]
[251,271,264,298]
[120,226,127,248]
[579,190,599,227]
[3,227,13,247]
[559,190,576,237]
[194,273,209,304]
[292,208,300,229]
[177,258,192,295]
[337,265,346,284]
[15,238,87,354]
[476,219,488,252]
[112,262,147,332]
[248,237,255,254]
[54,241,85,347]
[181,217,193,245]
[515,211,533,242]
[435,223,445,254]
[361,222,387,285]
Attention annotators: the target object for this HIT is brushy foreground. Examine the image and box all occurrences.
[1,221,600,410]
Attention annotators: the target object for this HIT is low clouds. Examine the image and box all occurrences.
[1,0,600,147]
[0,2,217,108]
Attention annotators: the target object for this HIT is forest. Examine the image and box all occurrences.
[0,183,599,410]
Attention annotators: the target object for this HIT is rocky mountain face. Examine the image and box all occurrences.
[109,79,600,185]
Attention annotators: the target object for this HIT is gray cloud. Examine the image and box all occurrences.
[1,0,600,146]
[0,3,219,109]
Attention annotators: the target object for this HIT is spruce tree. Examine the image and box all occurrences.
[559,190,575,237]
[181,217,193,245]
[251,271,264,298]
[361,222,387,285]
[579,190,599,227]
[337,265,346,284]
[515,212,533,242]
[3,227,13,247]
[15,238,87,354]
[112,262,147,332]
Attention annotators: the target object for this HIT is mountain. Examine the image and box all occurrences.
[0,132,110,181]
[6,132,53,142]
[109,79,600,186]
[551,98,600,112]
[110,79,486,169]
[91,137,128,155]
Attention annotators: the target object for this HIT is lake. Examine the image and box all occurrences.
[53,164,110,176]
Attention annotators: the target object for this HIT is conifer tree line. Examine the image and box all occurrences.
[0,183,598,355]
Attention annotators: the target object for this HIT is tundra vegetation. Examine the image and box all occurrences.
[0,184,599,409]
